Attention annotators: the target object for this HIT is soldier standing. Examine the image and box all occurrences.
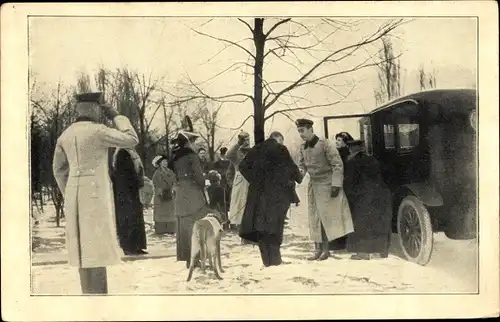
[296,119,354,261]
[52,92,139,294]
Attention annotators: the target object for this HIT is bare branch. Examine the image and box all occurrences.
[263,19,404,110]
[186,24,256,60]
[197,61,253,85]
[265,18,292,38]
[200,37,254,66]
[163,75,254,105]
[238,18,254,33]
[216,114,254,131]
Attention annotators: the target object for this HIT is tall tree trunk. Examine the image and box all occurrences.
[253,18,265,145]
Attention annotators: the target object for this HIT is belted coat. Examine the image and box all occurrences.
[52,116,139,268]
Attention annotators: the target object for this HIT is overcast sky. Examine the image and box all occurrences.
[29,17,477,150]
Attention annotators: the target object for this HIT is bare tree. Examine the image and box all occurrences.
[91,67,166,174]
[170,18,407,143]
[30,79,75,227]
[419,66,437,90]
[194,100,224,162]
[374,36,402,105]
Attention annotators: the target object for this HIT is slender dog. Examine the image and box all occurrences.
[186,212,225,282]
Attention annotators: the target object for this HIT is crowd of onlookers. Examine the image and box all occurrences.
[50,92,394,293]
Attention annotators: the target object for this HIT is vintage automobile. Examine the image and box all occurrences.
[323,89,477,266]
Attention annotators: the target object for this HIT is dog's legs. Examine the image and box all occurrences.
[186,252,198,282]
[207,250,214,272]
[217,238,225,273]
[213,253,223,280]
[200,243,206,274]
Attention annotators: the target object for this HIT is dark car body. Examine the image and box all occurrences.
[324,89,477,264]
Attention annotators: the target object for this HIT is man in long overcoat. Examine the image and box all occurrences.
[296,119,354,261]
[238,131,302,267]
[52,92,139,294]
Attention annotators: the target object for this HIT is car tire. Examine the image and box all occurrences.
[397,195,433,266]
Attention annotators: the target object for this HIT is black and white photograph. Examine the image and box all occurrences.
[1,2,499,321]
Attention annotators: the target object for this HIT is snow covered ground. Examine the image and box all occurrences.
[31,189,478,295]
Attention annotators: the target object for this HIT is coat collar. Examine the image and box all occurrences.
[167,146,196,171]
[75,116,98,123]
[304,135,319,149]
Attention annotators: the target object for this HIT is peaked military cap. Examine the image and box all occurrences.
[295,118,314,127]
[75,92,104,104]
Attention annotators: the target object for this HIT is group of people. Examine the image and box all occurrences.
[52,91,393,294]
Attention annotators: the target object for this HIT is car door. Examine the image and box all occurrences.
[374,101,429,186]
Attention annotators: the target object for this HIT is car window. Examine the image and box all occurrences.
[398,124,420,153]
[384,124,396,151]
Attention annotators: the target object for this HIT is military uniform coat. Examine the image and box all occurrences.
[239,139,302,243]
[299,136,354,242]
[52,116,139,268]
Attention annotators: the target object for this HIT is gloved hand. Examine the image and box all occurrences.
[330,186,340,198]
[100,104,120,120]
[237,131,250,146]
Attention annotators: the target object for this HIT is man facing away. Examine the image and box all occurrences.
[238,131,302,267]
[296,119,354,261]
[52,92,139,294]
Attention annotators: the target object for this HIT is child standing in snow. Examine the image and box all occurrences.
[206,170,229,229]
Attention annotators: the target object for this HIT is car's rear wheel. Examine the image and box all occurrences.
[397,195,433,266]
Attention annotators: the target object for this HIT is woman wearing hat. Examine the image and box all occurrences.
[334,132,354,164]
[343,139,392,260]
[168,129,210,267]
[325,131,355,253]
[152,154,177,234]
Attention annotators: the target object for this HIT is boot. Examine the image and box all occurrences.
[317,242,330,261]
[307,243,322,261]
[268,239,283,266]
[258,242,271,267]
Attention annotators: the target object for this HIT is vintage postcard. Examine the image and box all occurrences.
[1,1,499,321]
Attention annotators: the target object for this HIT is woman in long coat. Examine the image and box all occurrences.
[111,148,148,255]
[344,139,393,260]
[226,132,251,228]
[168,130,209,268]
[328,132,354,251]
[152,155,177,234]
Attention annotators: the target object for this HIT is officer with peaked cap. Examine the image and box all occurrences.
[52,92,139,294]
[295,118,353,261]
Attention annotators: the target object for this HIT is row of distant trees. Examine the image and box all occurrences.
[32,18,423,225]
[30,68,226,225]
[374,36,437,105]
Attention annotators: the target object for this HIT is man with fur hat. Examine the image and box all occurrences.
[295,118,354,261]
[52,92,139,294]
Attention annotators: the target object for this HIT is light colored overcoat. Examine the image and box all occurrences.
[52,116,139,268]
[299,136,354,242]
[226,143,250,225]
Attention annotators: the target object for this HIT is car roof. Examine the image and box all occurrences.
[369,88,476,115]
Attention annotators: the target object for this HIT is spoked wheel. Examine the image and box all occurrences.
[397,195,433,266]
